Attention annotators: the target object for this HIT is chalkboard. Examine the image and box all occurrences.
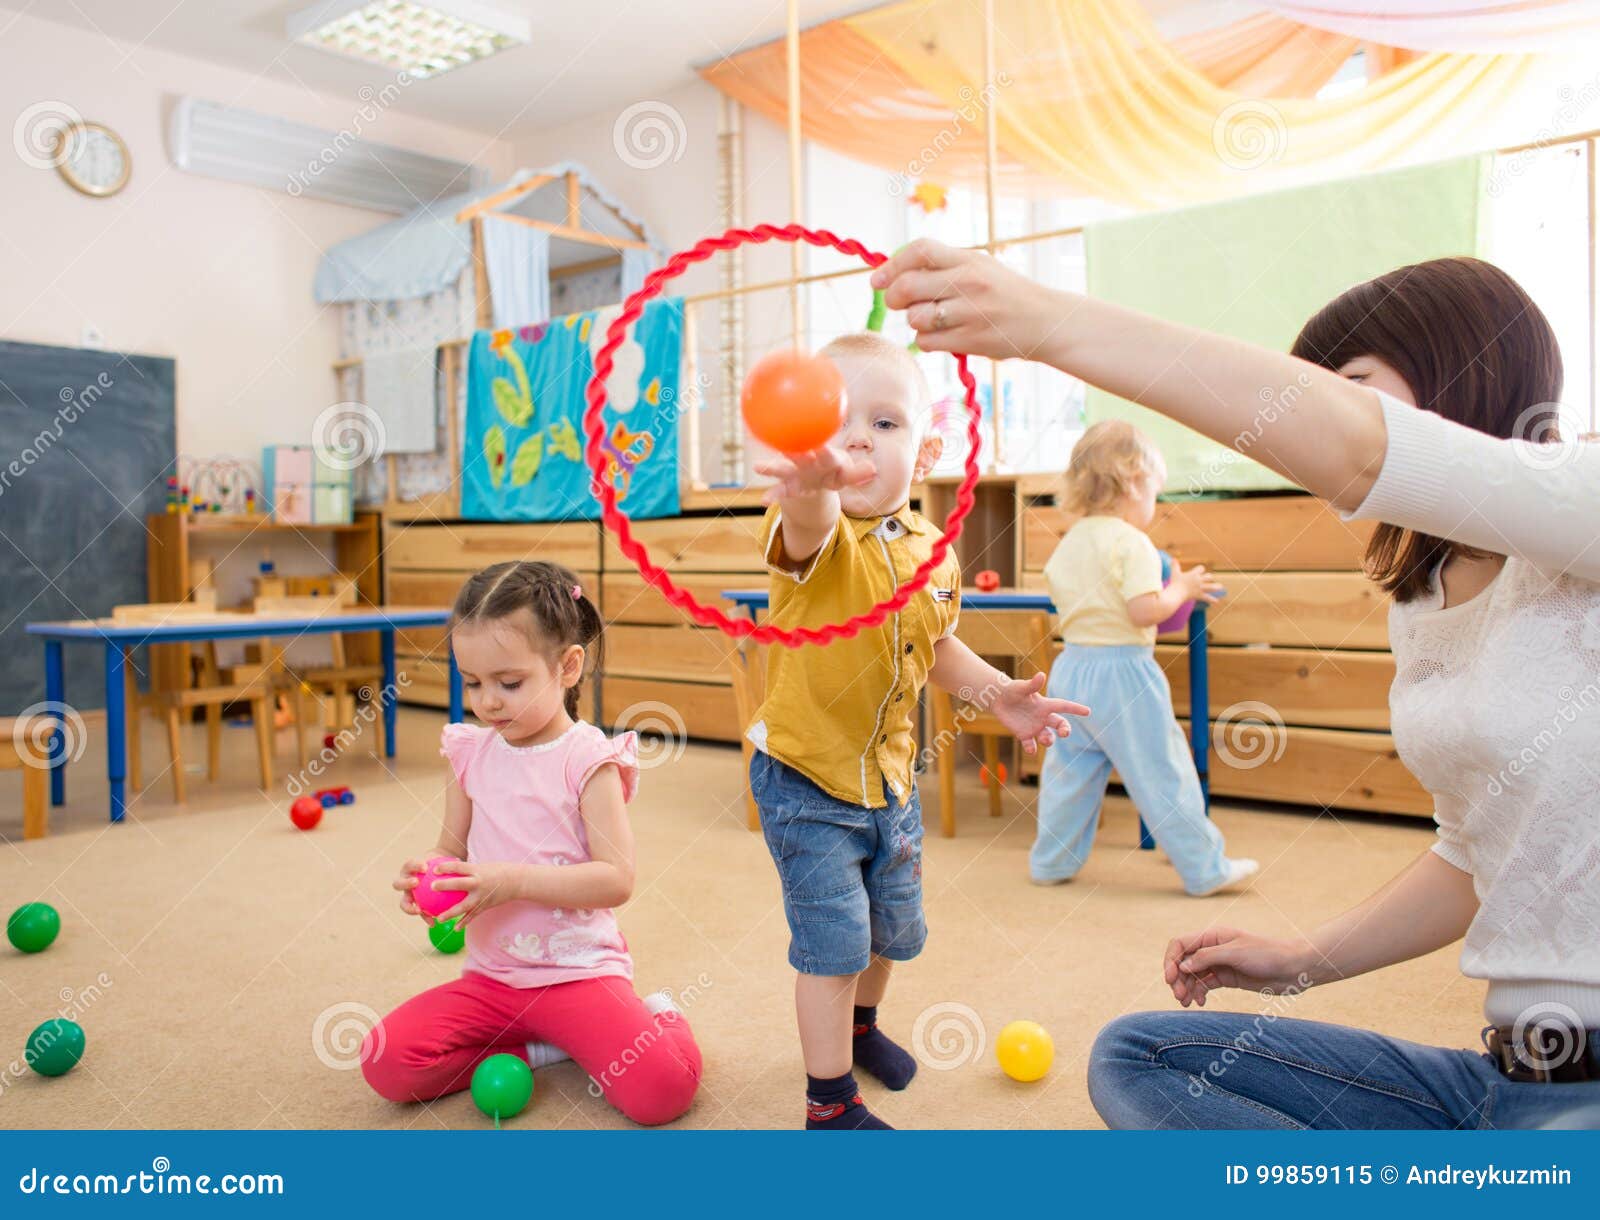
[0,340,176,713]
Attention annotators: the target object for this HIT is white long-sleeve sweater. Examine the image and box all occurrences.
[1345,391,1600,1026]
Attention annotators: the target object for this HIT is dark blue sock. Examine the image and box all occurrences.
[805,1071,892,1130]
[852,1005,918,1090]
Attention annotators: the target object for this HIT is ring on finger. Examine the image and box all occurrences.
[933,299,947,331]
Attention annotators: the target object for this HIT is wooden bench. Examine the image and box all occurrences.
[1,715,50,839]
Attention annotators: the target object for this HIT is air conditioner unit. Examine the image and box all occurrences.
[169,96,487,214]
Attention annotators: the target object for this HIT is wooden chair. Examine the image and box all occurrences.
[266,593,387,768]
[927,610,1057,837]
[1,714,50,839]
[727,639,766,831]
[112,604,277,804]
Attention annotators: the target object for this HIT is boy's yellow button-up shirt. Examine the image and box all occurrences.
[748,504,961,809]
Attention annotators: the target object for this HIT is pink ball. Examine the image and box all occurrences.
[1157,594,1195,636]
[1157,549,1195,634]
[412,855,466,918]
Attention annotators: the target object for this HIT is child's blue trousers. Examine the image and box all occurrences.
[1031,643,1231,894]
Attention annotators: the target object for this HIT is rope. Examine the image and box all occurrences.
[582,223,981,649]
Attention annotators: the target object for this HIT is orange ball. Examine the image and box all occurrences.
[741,349,846,454]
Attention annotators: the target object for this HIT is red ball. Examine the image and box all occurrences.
[980,762,1008,788]
[975,569,1001,592]
[289,796,323,831]
[741,349,846,454]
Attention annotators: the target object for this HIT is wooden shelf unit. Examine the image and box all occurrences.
[376,483,1428,820]
[145,511,382,697]
[1015,493,1428,818]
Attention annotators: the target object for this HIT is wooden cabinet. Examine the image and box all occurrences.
[379,484,1429,820]
[1018,492,1428,816]
[381,516,601,712]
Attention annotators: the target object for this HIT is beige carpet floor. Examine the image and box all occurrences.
[0,707,1480,1130]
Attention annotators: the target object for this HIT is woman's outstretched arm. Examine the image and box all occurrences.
[873,239,1600,579]
[872,239,1389,510]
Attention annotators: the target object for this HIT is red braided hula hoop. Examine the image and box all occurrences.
[582,222,981,648]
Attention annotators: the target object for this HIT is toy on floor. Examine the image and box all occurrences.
[996,1020,1054,1082]
[316,786,355,807]
[25,1018,84,1077]
[585,223,981,651]
[7,902,60,953]
[980,762,1008,788]
[412,856,467,918]
[740,349,847,455]
[289,795,324,831]
[471,1052,533,1126]
[974,569,1001,592]
[428,916,466,954]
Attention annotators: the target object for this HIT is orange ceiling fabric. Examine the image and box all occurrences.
[699,0,1544,208]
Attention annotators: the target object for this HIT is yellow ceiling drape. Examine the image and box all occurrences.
[847,0,1539,208]
[700,0,1543,209]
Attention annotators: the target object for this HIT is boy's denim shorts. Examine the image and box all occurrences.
[749,749,927,976]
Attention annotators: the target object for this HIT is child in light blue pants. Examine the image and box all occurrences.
[1032,421,1257,896]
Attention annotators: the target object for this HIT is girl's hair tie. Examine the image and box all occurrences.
[571,583,583,600]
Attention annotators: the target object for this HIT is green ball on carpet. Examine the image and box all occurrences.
[26,1018,85,1077]
[8,902,60,953]
[428,917,465,954]
[471,1053,533,1124]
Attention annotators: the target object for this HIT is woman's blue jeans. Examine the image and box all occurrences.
[1089,1011,1600,1129]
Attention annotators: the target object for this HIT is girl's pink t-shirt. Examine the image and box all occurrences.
[440,720,639,989]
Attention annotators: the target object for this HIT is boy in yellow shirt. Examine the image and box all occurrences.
[748,333,1088,1129]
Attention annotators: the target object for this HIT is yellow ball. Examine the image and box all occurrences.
[996,1020,1054,1082]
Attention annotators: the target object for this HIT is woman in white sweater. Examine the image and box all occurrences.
[871,240,1600,1127]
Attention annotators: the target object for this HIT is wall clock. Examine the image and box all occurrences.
[56,121,131,198]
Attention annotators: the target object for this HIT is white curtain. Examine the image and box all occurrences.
[482,220,550,329]
[1257,0,1600,52]
[339,274,473,505]
[621,246,655,299]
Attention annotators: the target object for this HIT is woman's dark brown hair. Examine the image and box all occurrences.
[1290,256,1564,603]
[449,560,604,719]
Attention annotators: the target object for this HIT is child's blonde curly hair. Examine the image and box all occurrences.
[1061,420,1164,515]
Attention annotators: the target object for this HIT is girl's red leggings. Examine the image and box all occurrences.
[361,971,701,1126]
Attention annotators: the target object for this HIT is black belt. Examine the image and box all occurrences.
[1482,1022,1600,1082]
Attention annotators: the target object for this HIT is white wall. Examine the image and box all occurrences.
[513,78,803,484]
[0,9,515,460]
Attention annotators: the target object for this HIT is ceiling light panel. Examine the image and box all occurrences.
[288,1,531,80]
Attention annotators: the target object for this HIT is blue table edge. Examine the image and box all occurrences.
[30,608,465,825]
[718,588,1213,842]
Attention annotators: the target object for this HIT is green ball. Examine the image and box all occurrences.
[428,917,465,954]
[25,1018,84,1077]
[470,1053,533,1122]
[7,903,60,953]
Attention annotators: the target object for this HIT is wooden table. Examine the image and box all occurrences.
[26,608,465,824]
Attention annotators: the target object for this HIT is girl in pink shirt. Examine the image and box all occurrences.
[361,560,701,1126]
